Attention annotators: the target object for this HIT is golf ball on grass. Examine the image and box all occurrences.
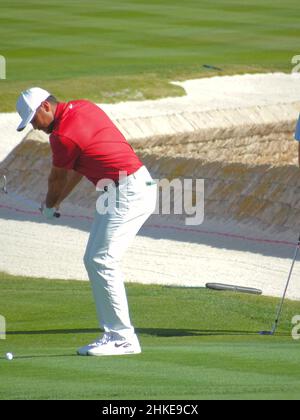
[5,352,13,361]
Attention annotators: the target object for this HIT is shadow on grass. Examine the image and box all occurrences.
[0,354,77,360]
[5,327,289,337]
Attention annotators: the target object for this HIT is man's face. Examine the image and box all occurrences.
[31,101,56,134]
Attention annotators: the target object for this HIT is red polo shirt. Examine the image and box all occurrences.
[49,100,143,185]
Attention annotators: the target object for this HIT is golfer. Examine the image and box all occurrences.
[16,87,157,356]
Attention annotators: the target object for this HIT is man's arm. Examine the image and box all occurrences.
[54,170,83,207]
[45,166,68,208]
[45,167,83,208]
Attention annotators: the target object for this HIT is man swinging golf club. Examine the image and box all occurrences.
[16,87,157,356]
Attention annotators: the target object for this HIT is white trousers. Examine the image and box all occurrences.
[84,166,157,340]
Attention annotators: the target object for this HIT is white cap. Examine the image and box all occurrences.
[16,87,51,132]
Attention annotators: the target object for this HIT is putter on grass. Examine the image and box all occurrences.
[206,283,262,295]
[259,234,300,336]
[203,64,223,71]
[0,175,60,218]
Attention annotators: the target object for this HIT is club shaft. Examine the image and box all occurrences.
[1,175,60,218]
[271,236,300,333]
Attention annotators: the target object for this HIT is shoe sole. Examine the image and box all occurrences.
[87,349,142,357]
[77,348,97,356]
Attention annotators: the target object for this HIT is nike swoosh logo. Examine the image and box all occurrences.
[115,342,131,348]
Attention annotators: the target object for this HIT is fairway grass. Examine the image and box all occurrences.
[1,0,299,111]
[0,273,299,400]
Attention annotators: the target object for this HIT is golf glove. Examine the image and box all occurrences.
[40,202,60,219]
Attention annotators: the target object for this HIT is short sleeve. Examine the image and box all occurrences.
[50,134,81,169]
[295,115,300,141]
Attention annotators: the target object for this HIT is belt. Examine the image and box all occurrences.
[104,180,119,192]
[103,170,138,192]
[104,180,156,192]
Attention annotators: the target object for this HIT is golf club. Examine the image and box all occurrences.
[206,283,262,295]
[259,234,300,336]
[203,64,223,71]
[0,175,60,218]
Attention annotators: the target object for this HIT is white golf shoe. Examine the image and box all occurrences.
[84,332,141,357]
[77,334,111,356]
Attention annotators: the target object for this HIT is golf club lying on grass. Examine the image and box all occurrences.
[0,175,60,218]
[203,64,223,71]
[260,234,300,336]
[206,283,262,295]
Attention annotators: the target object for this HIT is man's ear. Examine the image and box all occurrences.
[41,101,52,112]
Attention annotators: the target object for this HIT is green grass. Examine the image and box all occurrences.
[0,0,300,110]
[0,272,300,400]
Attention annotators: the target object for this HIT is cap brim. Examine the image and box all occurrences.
[17,110,36,132]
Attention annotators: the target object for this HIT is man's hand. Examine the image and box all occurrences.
[40,201,60,219]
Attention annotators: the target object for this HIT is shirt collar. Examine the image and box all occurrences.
[53,102,67,127]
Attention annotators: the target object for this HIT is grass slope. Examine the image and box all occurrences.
[0,0,299,110]
[0,273,299,400]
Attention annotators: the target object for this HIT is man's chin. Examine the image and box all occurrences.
[43,123,54,134]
